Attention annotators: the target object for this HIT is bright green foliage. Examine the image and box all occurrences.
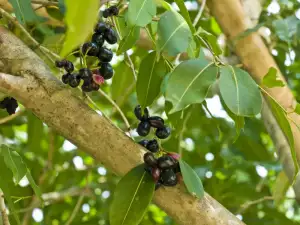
[110,165,155,225]
[273,171,290,206]
[8,0,42,24]
[127,0,156,27]
[262,67,285,88]
[117,27,141,54]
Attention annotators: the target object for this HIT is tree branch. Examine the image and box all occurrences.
[0,191,10,225]
[0,27,244,225]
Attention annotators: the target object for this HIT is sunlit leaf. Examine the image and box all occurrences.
[262,67,285,88]
[127,0,156,27]
[117,27,140,55]
[273,171,289,206]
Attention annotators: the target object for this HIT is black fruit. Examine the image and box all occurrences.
[104,28,117,44]
[143,152,157,167]
[157,155,176,169]
[98,47,113,62]
[155,181,163,190]
[174,163,181,174]
[62,73,71,84]
[79,68,92,81]
[1,97,18,115]
[68,74,81,87]
[155,126,171,139]
[0,97,10,108]
[138,140,149,148]
[94,22,109,34]
[99,62,114,79]
[91,82,100,91]
[148,116,164,129]
[102,9,110,18]
[134,105,149,121]
[64,61,74,73]
[82,42,99,56]
[55,59,67,68]
[161,169,178,186]
[92,33,105,47]
[109,6,119,16]
[137,121,151,137]
[81,81,93,92]
[151,167,161,182]
[146,139,159,153]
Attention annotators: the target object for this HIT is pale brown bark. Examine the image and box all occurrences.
[0,28,244,225]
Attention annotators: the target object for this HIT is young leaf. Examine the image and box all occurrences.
[179,159,204,199]
[127,0,156,27]
[273,171,290,206]
[295,103,300,115]
[157,10,192,56]
[137,51,166,108]
[196,28,222,56]
[219,66,262,117]
[110,164,155,225]
[165,59,218,114]
[60,0,99,56]
[173,0,195,33]
[117,27,140,55]
[262,67,285,88]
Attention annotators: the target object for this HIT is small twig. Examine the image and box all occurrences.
[0,192,10,225]
[237,196,274,214]
[64,194,84,225]
[178,109,193,156]
[31,0,59,6]
[0,109,25,125]
[193,0,206,26]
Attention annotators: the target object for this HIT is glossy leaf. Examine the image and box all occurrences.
[273,171,289,206]
[110,164,155,225]
[137,51,166,108]
[157,10,192,56]
[219,66,262,116]
[8,0,42,24]
[179,159,204,199]
[60,0,99,56]
[117,27,140,55]
[165,58,218,113]
[127,0,156,27]
[173,0,195,33]
[262,67,285,88]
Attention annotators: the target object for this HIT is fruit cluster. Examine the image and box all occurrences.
[0,97,18,115]
[55,5,118,92]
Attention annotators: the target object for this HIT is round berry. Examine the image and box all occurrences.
[92,33,105,47]
[81,81,93,92]
[79,68,92,81]
[174,163,181,174]
[0,97,10,108]
[155,126,171,139]
[137,121,151,137]
[143,152,157,167]
[148,116,164,129]
[68,74,81,88]
[62,73,71,84]
[64,61,74,73]
[138,140,149,148]
[104,28,117,44]
[82,42,99,56]
[157,155,176,169]
[94,22,109,34]
[146,139,159,153]
[99,62,113,80]
[134,105,149,121]
[161,169,178,186]
[151,167,161,182]
[98,47,113,62]
[102,9,110,18]
[109,6,119,16]
[55,59,67,68]
[91,82,100,91]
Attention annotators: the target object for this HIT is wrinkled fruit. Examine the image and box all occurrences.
[161,169,178,186]
[157,155,176,169]
[143,152,157,167]
[146,139,159,153]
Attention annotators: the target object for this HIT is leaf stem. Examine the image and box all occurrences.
[0,109,25,125]
[193,0,206,26]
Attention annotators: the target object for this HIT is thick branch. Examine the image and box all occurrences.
[0,27,244,225]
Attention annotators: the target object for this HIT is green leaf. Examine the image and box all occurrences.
[137,51,166,108]
[273,16,300,42]
[60,0,99,56]
[294,103,300,115]
[117,27,140,55]
[179,159,204,199]
[273,171,290,206]
[26,170,42,202]
[262,67,285,88]
[173,0,195,33]
[219,66,262,116]
[127,0,156,27]
[8,0,43,24]
[110,164,155,225]
[196,28,222,56]
[27,113,44,152]
[165,59,218,114]
[157,10,192,56]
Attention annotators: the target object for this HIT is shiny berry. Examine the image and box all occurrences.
[98,47,113,62]
[94,22,109,34]
[148,116,164,129]
[68,74,81,88]
[79,68,92,81]
[134,105,149,121]
[92,33,104,47]
[137,121,151,137]
[55,59,67,68]
[109,6,119,16]
[146,139,159,153]
[99,63,114,79]
[62,73,71,84]
[143,152,157,167]
[157,155,176,169]
[104,28,117,44]
[151,167,161,182]
[82,42,99,56]
[161,169,178,186]
[64,61,74,73]
[155,126,171,139]
[81,81,93,92]
[138,140,149,148]
[102,9,110,18]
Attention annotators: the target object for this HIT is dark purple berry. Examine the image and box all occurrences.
[134,105,149,121]
[104,28,117,44]
[137,121,151,137]
[68,74,81,88]
[94,22,109,34]
[91,82,100,91]
[2,97,18,115]
[0,97,10,108]
[148,116,164,129]
[151,167,161,182]
[81,82,93,92]
[92,33,105,47]
[64,61,74,73]
[174,163,181,174]
[102,9,110,18]
[138,140,149,148]
[82,42,99,56]
[99,62,113,80]
[155,181,163,190]
[109,6,119,16]
[157,155,176,169]
[146,139,159,153]
[98,47,113,62]
[79,68,92,81]
[55,59,67,68]
[155,126,171,139]
[161,169,178,186]
[62,73,71,84]
[143,152,157,167]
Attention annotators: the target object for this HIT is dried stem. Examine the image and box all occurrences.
[0,192,10,225]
